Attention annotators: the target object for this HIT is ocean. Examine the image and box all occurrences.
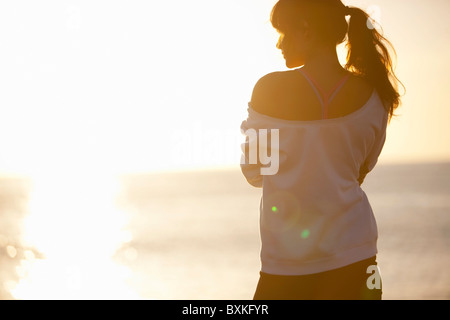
[1,161,449,300]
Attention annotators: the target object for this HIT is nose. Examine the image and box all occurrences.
[276,36,282,50]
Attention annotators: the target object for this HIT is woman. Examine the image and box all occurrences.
[240,0,403,300]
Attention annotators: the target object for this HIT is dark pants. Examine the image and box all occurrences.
[253,256,382,300]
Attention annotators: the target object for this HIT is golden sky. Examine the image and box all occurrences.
[0,0,449,176]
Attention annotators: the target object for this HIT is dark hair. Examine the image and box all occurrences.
[270,0,403,121]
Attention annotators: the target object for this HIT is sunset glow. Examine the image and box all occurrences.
[0,0,449,300]
[0,0,449,179]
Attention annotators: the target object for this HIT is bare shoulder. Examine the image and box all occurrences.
[343,73,375,104]
[347,73,373,92]
[249,69,374,120]
[250,70,299,115]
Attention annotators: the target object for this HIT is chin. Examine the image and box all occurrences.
[285,58,303,69]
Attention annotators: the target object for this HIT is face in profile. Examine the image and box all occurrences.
[276,27,310,69]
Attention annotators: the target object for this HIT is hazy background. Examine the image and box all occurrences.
[0,0,449,300]
[0,0,449,176]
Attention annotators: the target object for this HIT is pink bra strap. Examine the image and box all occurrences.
[299,69,350,119]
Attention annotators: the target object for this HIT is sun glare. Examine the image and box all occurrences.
[9,167,139,299]
[0,0,281,300]
[2,0,449,300]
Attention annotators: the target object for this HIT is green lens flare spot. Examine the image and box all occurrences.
[301,229,310,239]
[271,206,278,213]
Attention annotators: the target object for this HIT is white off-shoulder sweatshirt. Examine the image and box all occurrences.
[240,88,388,275]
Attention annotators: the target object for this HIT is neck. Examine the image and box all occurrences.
[302,46,344,75]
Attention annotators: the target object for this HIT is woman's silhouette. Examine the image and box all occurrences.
[240,0,403,300]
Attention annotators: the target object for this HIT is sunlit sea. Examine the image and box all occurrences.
[1,162,449,300]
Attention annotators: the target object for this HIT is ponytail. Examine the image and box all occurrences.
[345,6,404,121]
[270,1,404,121]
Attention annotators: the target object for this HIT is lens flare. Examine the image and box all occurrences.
[301,229,310,239]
